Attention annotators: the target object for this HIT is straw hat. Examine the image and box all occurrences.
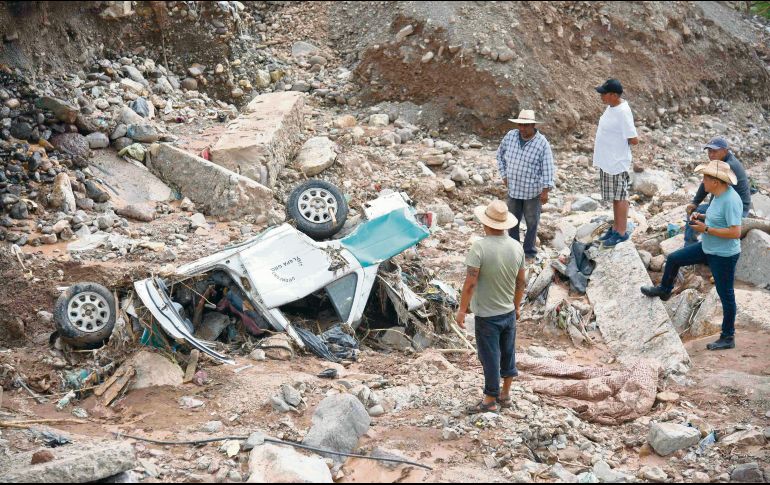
[473,200,519,230]
[508,109,541,124]
[694,160,737,185]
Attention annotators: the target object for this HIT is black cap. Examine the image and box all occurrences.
[595,79,623,94]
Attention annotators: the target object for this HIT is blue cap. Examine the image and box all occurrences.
[704,137,729,150]
[595,79,623,94]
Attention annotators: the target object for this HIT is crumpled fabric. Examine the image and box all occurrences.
[118,143,146,161]
[517,355,660,425]
[566,240,595,294]
[320,325,358,361]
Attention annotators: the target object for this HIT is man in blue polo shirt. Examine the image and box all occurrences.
[684,136,751,247]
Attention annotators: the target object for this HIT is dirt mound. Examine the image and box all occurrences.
[331,1,770,137]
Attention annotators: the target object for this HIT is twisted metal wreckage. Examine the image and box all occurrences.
[56,188,459,364]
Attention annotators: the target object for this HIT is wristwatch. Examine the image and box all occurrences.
[704,226,709,234]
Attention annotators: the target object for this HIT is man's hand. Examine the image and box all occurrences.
[456,311,466,329]
[502,177,508,188]
[539,190,549,205]
[515,306,521,320]
[686,203,697,216]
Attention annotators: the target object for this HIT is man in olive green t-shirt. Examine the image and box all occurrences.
[456,200,526,414]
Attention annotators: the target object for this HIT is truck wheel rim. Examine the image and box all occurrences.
[297,188,338,224]
[68,292,111,333]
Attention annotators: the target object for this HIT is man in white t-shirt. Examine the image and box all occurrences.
[592,79,639,247]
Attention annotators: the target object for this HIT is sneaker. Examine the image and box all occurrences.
[599,227,617,241]
[603,231,629,247]
[706,336,735,351]
[640,285,673,301]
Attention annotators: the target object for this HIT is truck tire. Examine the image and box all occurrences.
[287,179,348,240]
[54,282,116,349]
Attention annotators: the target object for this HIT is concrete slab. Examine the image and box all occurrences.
[90,150,172,211]
[587,241,690,376]
[210,92,305,187]
[148,143,273,221]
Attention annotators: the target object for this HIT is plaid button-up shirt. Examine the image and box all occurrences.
[496,129,555,200]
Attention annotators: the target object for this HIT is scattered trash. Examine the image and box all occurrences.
[56,390,77,411]
[39,430,72,448]
[698,430,718,453]
[72,407,89,419]
[179,396,205,409]
[317,369,338,379]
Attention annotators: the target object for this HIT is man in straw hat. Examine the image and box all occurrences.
[683,136,751,247]
[496,109,555,263]
[641,160,743,351]
[592,78,639,247]
[456,200,527,413]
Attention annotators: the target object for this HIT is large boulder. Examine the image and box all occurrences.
[689,286,770,337]
[35,97,79,124]
[302,394,371,464]
[50,133,91,159]
[587,241,690,375]
[296,137,337,176]
[735,229,770,290]
[648,422,700,456]
[247,444,332,483]
[631,169,675,197]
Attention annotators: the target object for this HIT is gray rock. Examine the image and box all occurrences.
[302,394,371,464]
[640,466,668,482]
[50,173,77,214]
[592,460,628,483]
[648,422,700,456]
[631,169,675,197]
[587,241,690,375]
[395,25,414,42]
[122,65,146,83]
[425,202,454,225]
[248,443,332,483]
[721,429,767,447]
[297,137,337,176]
[450,166,469,183]
[189,213,207,229]
[281,384,303,408]
[86,180,111,203]
[202,421,224,433]
[86,132,110,149]
[116,204,155,222]
[35,97,79,123]
[735,230,770,289]
[751,193,770,219]
[291,41,319,59]
[368,113,389,127]
[379,328,412,351]
[119,106,145,126]
[572,196,599,212]
[130,97,151,118]
[731,463,764,483]
[181,78,198,91]
[242,431,265,451]
[51,133,91,158]
[127,124,159,143]
[664,288,702,335]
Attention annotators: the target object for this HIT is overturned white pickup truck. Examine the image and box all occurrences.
[54,181,444,364]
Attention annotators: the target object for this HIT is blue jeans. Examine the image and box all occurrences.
[475,310,518,398]
[507,196,541,257]
[684,204,709,246]
[661,242,740,338]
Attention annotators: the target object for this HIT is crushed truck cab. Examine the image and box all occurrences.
[133,191,431,363]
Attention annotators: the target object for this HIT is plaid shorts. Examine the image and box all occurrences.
[599,170,630,201]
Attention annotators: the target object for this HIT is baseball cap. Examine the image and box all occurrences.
[595,79,623,94]
[703,136,729,150]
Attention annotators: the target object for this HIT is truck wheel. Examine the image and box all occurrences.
[287,179,348,239]
[53,282,116,349]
